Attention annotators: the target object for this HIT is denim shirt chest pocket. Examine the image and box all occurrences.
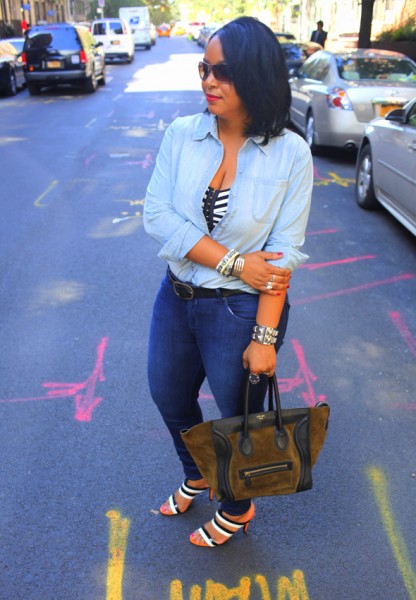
[239,176,288,224]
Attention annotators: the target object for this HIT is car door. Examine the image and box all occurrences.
[375,101,416,226]
[289,54,329,134]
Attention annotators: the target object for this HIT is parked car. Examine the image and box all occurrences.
[275,33,303,72]
[91,18,134,62]
[197,25,220,48]
[150,23,157,45]
[22,23,106,95]
[0,39,25,95]
[355,97,416,236]
[157,24,171,38]
[289,48,416,151]
[5,37,25,53]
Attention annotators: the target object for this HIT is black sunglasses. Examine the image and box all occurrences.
[198,60,233,83]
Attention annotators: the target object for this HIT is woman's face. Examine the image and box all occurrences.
[201,35,247,124]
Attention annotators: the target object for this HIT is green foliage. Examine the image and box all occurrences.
[377,18,416,42]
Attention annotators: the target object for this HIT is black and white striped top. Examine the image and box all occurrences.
[202,186,230,232]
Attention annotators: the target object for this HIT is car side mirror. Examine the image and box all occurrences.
[95,41,103,47]
[386,108,404,122]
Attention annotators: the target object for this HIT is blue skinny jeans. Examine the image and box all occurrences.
[148,273,289,516]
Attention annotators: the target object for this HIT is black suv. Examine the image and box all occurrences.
[22,23,106,95]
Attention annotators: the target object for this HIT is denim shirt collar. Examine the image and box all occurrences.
[192,112,270,155]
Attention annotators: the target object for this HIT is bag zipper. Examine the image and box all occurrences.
[240,462,292,486]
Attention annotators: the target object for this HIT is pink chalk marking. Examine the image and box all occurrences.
[278,339,326,407]
[84,153,96,167]
[198,339,325,408]
[313,165,332,182]
[389,311,416,360]
[292,273,415,305]
[126,152,154,169]
[0,337,109,422]
[299,255,376,271]
[306,229,338,236]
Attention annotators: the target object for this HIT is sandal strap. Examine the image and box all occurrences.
[211,516,234,538]
[198,526,218,547]
[178,480,208,500]
[167,493,181,515]
[216,510,246,531]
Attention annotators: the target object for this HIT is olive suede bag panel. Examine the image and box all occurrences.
[181,374,330,502]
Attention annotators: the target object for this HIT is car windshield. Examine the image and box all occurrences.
[25,27,80,50]
[337,57,416,82]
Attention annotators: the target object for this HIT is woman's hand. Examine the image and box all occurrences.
[239,251,291,295]
[242,341,276,377]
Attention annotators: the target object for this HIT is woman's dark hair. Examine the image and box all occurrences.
[211,17,291,144]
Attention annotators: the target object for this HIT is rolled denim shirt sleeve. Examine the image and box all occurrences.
[263,139,313,271]
[144,122,206,261]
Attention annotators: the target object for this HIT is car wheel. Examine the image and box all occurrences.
[128,53,135,63]
[145,44,151,50]
[305,112,317,151]
[355,143,378,209]
[27,83,41,95]
[85,69,97,93]
[98,65,106,86]
[7,70,17,96]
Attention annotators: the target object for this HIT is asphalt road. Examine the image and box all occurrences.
[0,36,415,600]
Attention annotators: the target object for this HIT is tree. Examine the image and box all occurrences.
[358,0,376,48]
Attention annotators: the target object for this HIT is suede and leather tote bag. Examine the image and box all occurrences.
[181,374,330,502]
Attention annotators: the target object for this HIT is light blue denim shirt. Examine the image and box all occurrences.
[144,112,313,292]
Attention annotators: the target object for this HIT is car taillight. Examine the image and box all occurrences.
[326,87,352,110]
[80,50,88,64]
[21,52,27,65]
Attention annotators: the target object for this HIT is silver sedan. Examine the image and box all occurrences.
[355,98,416,236]
[289,49,416,152]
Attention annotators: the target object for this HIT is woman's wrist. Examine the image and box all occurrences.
[251,324,278,345]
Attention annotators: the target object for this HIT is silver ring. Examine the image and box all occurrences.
[265,281,273,290]
[249,373,260,384]
[270,274,276,282]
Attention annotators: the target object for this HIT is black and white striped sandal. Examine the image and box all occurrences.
[190,504,255,547]
[160,479,210,516]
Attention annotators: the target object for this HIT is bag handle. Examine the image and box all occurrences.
[240,374,286,456]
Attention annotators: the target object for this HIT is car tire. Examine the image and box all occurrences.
[85,69,97,93]
[7,70,17,96]
[98,66,106,86]
[145,44,151,50]
[27,83,41,95]
[128,53,135,63]
[355,143,378,210]
[305,112,317,151]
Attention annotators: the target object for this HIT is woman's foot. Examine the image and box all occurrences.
[190,503,255,547]
[160,478,209,515]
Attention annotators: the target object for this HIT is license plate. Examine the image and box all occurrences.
[111,40,120,45]
[46,60,61,69]
[379,104,400,117]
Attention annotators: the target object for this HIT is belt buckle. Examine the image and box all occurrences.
[172,280,194,300]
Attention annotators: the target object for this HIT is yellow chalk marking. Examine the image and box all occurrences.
[367,466,416,600]
[106,510,130,600]
[34,180,58,207]
[314,173,355,188]
[276,570,309,599]
[170,573,310,599]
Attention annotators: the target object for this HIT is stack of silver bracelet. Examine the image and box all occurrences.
[252,324,278,345]
[215,249,246,278]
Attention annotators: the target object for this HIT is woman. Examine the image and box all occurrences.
[144,16,313,547]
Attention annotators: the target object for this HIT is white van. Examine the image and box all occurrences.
[91,18,135,62]
[119,7,152,50]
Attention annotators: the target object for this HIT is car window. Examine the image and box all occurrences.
[109,21,123,35]
[26,27,81,50]
[300,56,329,81]
[338,57,416,82]
[92,22,107,36]
[408,103,416,128]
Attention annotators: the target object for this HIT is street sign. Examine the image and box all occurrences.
[98,0,105,7]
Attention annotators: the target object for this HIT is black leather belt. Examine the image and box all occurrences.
[167,269,247,301]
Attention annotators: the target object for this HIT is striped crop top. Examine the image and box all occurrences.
[202,186,230,232]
